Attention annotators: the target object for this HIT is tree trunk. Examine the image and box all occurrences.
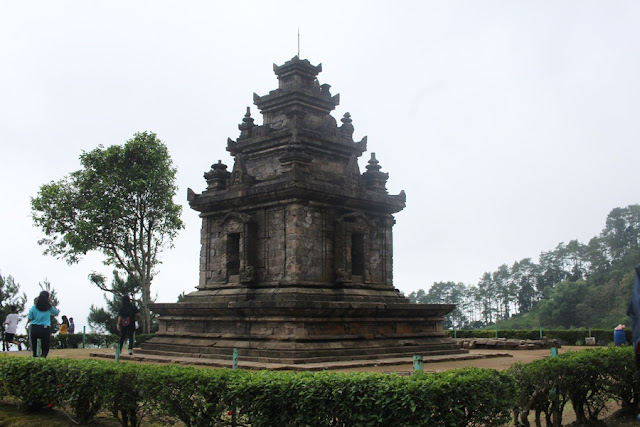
[141,278,152,334]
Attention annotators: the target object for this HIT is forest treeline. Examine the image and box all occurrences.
[408,205,640,330]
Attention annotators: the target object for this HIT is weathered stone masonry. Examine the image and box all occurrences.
[142,57,465,365]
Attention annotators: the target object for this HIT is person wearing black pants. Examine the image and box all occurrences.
[26,291,59,358]
[116,295,139,356]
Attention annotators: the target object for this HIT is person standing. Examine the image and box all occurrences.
[26,291,59,358]
[59,315,69,334]
[3,305,21,351]
[627,263,640,422]
[116,295,139,356]
[59,315,69,349]
[68,317,75,334]
[628,264,640,362]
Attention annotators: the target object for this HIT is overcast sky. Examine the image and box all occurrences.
[1,1,639,332]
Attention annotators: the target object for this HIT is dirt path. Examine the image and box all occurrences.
[5,345,581,371]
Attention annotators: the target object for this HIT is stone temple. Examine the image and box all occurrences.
[142,56,464,366]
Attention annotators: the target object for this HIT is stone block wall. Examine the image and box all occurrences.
[197,201,395,289]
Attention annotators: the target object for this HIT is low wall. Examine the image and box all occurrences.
[454,337,561,350]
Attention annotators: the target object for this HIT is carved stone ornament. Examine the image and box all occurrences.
[240,265,256,283]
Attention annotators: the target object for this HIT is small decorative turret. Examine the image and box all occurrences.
[362,152,389,192]
[339,112,354,142]
[238,107,256,138]
[204,160,231,191]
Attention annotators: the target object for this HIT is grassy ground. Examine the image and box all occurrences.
[0,397,183,426]
[1,400,639,426]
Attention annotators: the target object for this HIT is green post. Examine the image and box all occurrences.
[115,344,120,362]
[454,327,457,339]
[230,348,239,426]
[413,355,424,373]
[551,347,558,357]
[495,323,498,338]
[539,326,543,339]
[589,327,592,338]
[36,339,42,357]
[82,326,86,349]
[232,348,238,370]
[133,330,136,352]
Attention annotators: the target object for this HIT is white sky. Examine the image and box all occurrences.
[1,1,639,332]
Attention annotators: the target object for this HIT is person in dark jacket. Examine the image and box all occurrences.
[116,295,139,356]
[627,264,640,366]
[627,264,640,421]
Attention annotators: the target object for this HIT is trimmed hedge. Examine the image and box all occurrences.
[508,346,639,426]
[0,347,637,426]
[0,357,514,426]
[445,328,631,346]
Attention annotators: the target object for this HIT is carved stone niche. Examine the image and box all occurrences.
[220,212,258,284]
[334,212,372,284]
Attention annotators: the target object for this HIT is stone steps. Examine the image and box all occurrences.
[90,349,508,371]
[139,340,466,364]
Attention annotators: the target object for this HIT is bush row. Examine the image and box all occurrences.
[0,356,514,427]
[446,328,631,346]
[0,347,636,426]
[508,346,639,426]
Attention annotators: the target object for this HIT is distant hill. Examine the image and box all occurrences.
[408,205,640,330]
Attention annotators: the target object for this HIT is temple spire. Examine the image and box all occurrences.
[362,152,389,192]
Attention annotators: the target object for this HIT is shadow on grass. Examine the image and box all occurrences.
[0,399,181,426]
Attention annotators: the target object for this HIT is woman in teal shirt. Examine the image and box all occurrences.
[26,291,59,357]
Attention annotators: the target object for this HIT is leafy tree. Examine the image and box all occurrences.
[414,204,640,330]
[407,289,425,303]
[601,205,640,280]
[31,132,184,333]
[492,264,514,319]
[562,240,587,281]
[583,237,610,285]
[418,281,468,328]
[511,258,539,314]
[602,206,640,260]
[477,272,497,324]
[87,304,116,334]
[536,280,590,328]
[537,245,569,294]
[0,274,27,327]
[462,285,485,328]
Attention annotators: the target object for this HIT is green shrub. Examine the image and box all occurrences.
[509,346,639,426]
[143,365,235,427]
[0,356,64,410]
[0,347,635,426]
[104,363,149,427]
[56,359,117,424]
[231,368,514,427]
